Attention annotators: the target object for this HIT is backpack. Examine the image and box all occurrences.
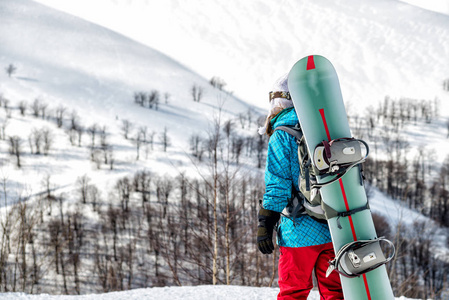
[274,124,369,228]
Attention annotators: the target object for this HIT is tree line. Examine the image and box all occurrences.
[0,160,274,294]
[1,90,448,298]
[358,97,448,226]
[353,96,449,299]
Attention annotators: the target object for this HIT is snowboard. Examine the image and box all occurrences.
[287,55,395,300]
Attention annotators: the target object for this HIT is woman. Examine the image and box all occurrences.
[257,74,344,300]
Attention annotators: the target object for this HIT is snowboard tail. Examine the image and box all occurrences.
[288,55,395,300]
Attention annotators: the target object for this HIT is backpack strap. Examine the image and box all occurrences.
[274,125,313,222]
[273,124,307,191]
[273,124,303,140]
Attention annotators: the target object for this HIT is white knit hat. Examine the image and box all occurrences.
[258,73,294,135]
[273,73,289,92]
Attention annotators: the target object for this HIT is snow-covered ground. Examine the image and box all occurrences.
[0,285,418,300]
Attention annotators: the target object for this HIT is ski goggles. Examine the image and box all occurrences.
[269,91,291,102]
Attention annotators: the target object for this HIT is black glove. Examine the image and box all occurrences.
[257,207,280,254]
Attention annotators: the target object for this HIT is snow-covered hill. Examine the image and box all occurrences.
[33,0,449,111]
[1,0,255,134]
[0,0,261,202]
[399,0,449,16]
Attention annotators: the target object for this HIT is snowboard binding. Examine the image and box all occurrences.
[326,237,395,278]
[311,137,369,189]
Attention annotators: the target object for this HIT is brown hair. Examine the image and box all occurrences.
[263,106,283,137]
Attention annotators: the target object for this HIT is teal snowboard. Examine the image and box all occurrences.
[287,55,395,300]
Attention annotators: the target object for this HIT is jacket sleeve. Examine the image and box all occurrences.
[262,130,294,213]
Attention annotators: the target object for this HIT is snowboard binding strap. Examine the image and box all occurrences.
[335,202,370,229]
[311,138,369,190]
[326,237,395,278]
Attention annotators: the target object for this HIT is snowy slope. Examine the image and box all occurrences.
[0,285,417,300]
[0,0,260,202]
[1,0,255,145]
[33,0,449,112]
[28,0,449,169]
[399,0,449,16]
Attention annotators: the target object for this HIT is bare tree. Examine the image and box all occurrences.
[444,79,449,91]
[89,184,101,211]
[1,118,9,140]
[100,126,108,148]
[246,108,253,129]
[41,128,53,156]
[31,99,40,118]
[39,102,48,120]
[108,147,115,170]
[49,219,63,275]
[138,126,149,159]
[189,134,204,161]
[149,90,160,110]
[75,126,84,147]
[55,105,66,128]
[159,127,170,152]
[256,134,266,169]
[121,120,133,140]
[210,76,226,90]
[8,136,22,168]
[156,176,173,218]
[134,132,142,160]
[18,101,27,116]
[238,113,247,129]
[66,211,84,294]
[232,136,244,165]
[92,148,103,169]
[30,128,45,154]
[70,110,80,131]
[107,206,120,262]
[134,92,146,107]
[191,84,204,102]
[66,128,77,146]
[206,114,222,285]
[87,123,98,147]
[5,64,17,77]
[164,92,170,104]
[148,131,156,152]
[76,175,91,204]
[116,177,132,213]
[133,170,152,204]
[3,98,11,118]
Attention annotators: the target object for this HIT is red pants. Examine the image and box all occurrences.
[278,243,344,300]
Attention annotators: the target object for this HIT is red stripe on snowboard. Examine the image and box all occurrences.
[338,178,357,241]
[339,176,373,300]
[319,109,331,141]
[363,274,372,300]
[320,109,373,300]
[306,55,316,70]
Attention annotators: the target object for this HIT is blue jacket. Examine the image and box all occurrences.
[262,107,332,247]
